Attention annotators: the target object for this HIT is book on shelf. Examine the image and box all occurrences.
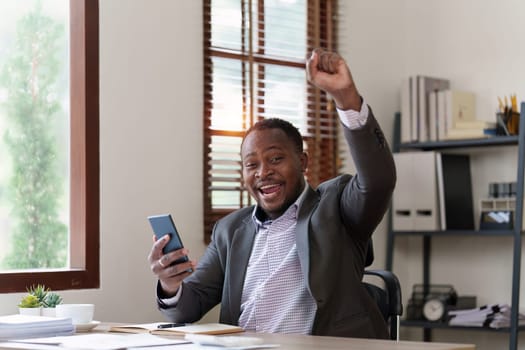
[0,314,74,340]
[109,322,244,336]
[428,90,438,141]
[442,128,491,140]
[400,77,412,143]
[400,75,450,142]
[399,79,484,143]
[436,90,447,140]
[441,119,497,140]
[443,90,476,137]
[454,120,496,129]
[410,76,419,142]
[417,76,450,142]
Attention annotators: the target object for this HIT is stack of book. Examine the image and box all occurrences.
[400,75,496,142]
[0,314,74,340]
[448,304,525,328]
[400,75,450,143]
[445,120,497,140]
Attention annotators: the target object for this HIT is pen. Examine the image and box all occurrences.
[511,94,517,113]
[498,96,504,113]
[157,323,187,329]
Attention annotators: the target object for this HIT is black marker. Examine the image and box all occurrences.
[157,323,186,329]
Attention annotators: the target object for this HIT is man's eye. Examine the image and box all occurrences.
[244,163,256,169]
[270,157,283,163]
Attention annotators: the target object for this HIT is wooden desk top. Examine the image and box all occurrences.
[100,323,476,350]
[0,323,476,350]
[230,332,475,350]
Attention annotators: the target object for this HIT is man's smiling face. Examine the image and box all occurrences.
[241,128,308,220]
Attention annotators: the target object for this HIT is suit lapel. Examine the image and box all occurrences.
[295,186,319,293]
[228,217,256,320]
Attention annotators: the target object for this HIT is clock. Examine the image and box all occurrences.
[423,298,446,322]
[406,284,458,321]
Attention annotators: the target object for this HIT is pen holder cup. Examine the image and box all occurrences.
[496,112,520,136]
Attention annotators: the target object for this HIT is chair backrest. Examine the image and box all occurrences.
[363,239,403,341]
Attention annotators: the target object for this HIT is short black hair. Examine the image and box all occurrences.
[242,118,303,153]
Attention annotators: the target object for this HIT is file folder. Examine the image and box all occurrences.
[392,152,440,230]
[392,153,414,230]
[436,153,475,230]
[412,152,440,230]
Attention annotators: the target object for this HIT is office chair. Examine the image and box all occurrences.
[363,240,403,341]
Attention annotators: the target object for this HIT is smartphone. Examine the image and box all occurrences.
[148,214,189,265]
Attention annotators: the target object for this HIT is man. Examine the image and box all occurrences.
[148,48,396,338]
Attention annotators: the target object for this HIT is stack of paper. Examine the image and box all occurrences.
[448,304,525,328]
[8,333,188,349]
[0,314,74,340]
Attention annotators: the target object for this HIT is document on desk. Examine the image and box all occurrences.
[7,333,189,350]
[0,314,74,341]
[109,322,244,336]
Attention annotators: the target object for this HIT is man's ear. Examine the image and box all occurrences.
[301,152,309,173]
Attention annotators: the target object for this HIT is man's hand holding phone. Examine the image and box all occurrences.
[147,214,196,297]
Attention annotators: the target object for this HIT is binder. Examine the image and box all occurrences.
[412,152,441,230]
[392,153,414,230]
[436,153,475,230]
[392,152,441,230]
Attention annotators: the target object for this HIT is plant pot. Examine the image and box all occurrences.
[18,307,41,316]
[41,307,56,317]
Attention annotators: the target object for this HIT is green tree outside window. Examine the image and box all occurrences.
[0,1,68,269]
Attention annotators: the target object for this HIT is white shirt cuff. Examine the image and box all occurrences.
[160,285,183,307]
[336,98,369,129]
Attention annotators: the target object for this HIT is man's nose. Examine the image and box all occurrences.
[256,162,274,178]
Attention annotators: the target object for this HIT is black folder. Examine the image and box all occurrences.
[437,154,475,230]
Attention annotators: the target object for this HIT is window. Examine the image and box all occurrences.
[203,0,338,242]
[0,0,99,292]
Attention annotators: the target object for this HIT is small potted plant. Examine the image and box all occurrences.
[18,284,63,317]
[17,294,41,316]
[27,284,49,306]
[42,292,63,317]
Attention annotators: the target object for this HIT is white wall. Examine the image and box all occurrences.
[339,0,525,348]
[337,0,406,273]
[97,0,208,323]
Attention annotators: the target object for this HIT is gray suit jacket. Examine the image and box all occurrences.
[159,111,396,339]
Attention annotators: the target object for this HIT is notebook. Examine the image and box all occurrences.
[109,322,244,336]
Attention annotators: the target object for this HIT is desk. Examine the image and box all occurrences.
[204,332,476,350]
[0,323,476,350]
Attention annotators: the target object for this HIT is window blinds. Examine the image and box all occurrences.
[203,0,338,242]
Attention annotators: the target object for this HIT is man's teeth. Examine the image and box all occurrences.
[260,184,280,194]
